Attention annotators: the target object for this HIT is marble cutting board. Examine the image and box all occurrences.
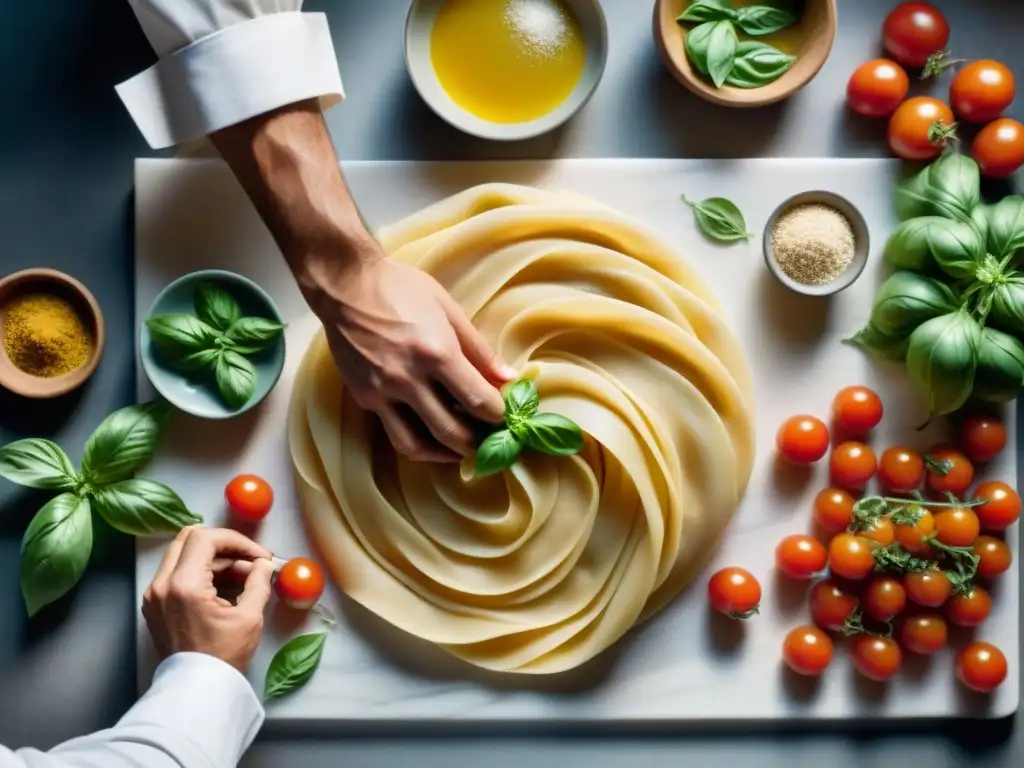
[134,158,1019,724]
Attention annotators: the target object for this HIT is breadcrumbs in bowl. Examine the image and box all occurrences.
[763,191,870,298]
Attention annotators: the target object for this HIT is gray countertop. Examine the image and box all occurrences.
[0,0,1021,765]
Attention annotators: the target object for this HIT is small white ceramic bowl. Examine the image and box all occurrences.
[404,0,608,141]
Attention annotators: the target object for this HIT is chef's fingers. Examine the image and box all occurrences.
[378,404,460,463]
[147,525,197,598]
[442,294,517,388]
[174,528,271,585]
[435,354,507,425]
[237,558,275,615]
[404,386,475,456]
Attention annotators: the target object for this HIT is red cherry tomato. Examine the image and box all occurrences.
[864,576,907,622]
[956,642,1008,693]
[832,386,883,434]
[860,516,896,547]
[847,59,910,118]
[947,586,992,628]
[707,567,762,619]
[882,2,950,68]
[925,445,974,497]
[972,481,1022,532]
[888,97,956,161]
[225,474,274,522]
[950,60,1015,123]
[972,118,1024,179]
[900,613,948,655]
[959,415,1008,463]
[830,441,877,490]
[828,533,877,581]
[813,487,856,532]
[809,579,859,631]
[782,625,834,676]
[933,507,980,547]
[904,569,951,608]
[893,505,935,555]
[877,446,924,493]
[776,415,830,464]
[776,534,828,579]
[274,557,325,610]
[974,535,1012,580]
[852,635,902,681]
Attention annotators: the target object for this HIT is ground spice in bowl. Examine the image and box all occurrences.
[2,292,94,377]
[771,203,856,286]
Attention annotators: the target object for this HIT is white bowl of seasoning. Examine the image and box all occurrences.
[763,190,870,297]
[405,0,608,141]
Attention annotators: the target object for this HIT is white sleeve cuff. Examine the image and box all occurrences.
[116,652,264,767]
[115,12,344,150]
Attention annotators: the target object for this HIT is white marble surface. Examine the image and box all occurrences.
[134,157,1018,723]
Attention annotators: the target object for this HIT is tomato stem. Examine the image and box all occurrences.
[920,50,965,80]
[727,605,760,621]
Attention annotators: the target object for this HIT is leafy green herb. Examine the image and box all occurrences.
[872,542,933,574]
[0,439,79,491]
[734,5,797,35]
[677,0,736,23]
[905,309,982,415]
[224,317,286,354]
[867,272,960,340]
[843,323,909,363]
[81,402,172,486]
[682,196,752,243]
[983,195,1024,261]
[503,379,540,418]
[195,281,242,332]
[265,632,328,701]
[989,276,1024,335]
[684,20,737,88]
[973,327,1024,403]
[92,478,201,536]
[146,314,220,355]
[725,41,795,87]
[474,430,523,477]
[523,413,584,457]
[215,351,257,409]
[178,348,221,372]
[20,493,93,617]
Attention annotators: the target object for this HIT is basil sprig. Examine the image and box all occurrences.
[677,0,798,89]
[0,400,200,616]
[146,281,284,411]
[264,632,328,702]
[473,379,584,478]
[682,195,753,243]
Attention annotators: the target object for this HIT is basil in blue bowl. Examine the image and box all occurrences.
[139,269,286,420]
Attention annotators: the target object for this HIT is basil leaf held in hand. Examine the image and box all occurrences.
[474,429,523,478]
[21,493,93,617]
[81,401,172,487]
[194,281,242,332]
[523,412,584,457]
[677,0,737,24]
[503,379,539,418]
[0,438,79,491]
[265,632,328,701]
[685,20,737,88]
[725,41,795,88]
[92,478,202,536]
[215,350,257,410]
[734,5,797,36]
[683,196,753,243]
[146,314,220,355]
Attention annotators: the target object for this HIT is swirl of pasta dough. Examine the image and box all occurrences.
[289,184,756,674]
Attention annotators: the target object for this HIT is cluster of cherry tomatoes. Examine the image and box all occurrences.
[845,2,1022,178]
[224,473,326,611]
[708,384,1018,694]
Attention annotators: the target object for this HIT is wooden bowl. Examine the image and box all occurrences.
[0,268,105,398]
[653,0,837,108]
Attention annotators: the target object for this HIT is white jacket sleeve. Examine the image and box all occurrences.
[116,0,345,150]
[0,653,264,768]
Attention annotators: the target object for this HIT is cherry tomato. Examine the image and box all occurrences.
[888,97,956,161]
[776,534,828,579]
[900,613,948,654]
[950,60,1015,123]
[830,442,877,490]
[925,445,974,497]
[956,642,1008,693]
[274,557,325,610]
[776,415,830,464]
[828,533,877,581]
[852,635,902,681]
[893,505,935,555]
[947,586,992,628]
[974,535,1012,580]
[864,576,907,622]
[959,415,1007,463]
[782,625,834,676]
[933,506,980,547]
[972,118,1024,179]
[813,488,856,532]
[225,474,274,522]
[904,569,951,608]
[882,2,950,68]
[832,385,884,434]
[809,579,859,631]
[877,447,924,493]
[847,59,910,118]
[707,567,762,619]
[972,481,1022,531]
[860,516,895,547]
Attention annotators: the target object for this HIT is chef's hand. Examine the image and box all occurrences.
[142,527,275,673]
[307,249,517,462]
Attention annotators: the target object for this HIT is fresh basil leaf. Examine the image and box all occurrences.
[215,350,257,409]
[146,314,220,355]
[177,348,221,372]
[684,20,737,88]
[906,310,982,415]
[265,632,327,701]
[843,323,910,362]
[683,195,753,242]
[884,216,984,279]
[92,478,201,537]
[678,0,736,23]
[194,282,242,332]
[503,379,539,418]
[474,429,523,478]
[734,4,797,35]
[523,412,584,457]
[984,195,1024,262]
[990,276,1024,335]
[974,327,1024,404]
[20,493,93,617]
[0,438,79,491]
[869,272,959,339]
[81,402,172,486]
[725,41,795,88]
[925,153,981,222]
[224,317,285,353]
[894,165,935,222]
[971,204,990,245]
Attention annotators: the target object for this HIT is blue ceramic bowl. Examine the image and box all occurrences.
[139,269,286,420]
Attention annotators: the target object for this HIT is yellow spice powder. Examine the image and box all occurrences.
[2,293,93,377]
